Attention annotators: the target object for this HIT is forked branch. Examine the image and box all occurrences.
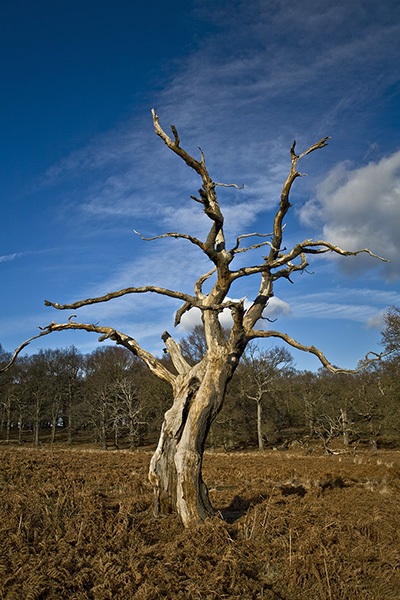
[268,136,331,263]
[270,239,389,271]
[229,232,275,256]
[152,109,229,271]
[230,239,388,282]
[194,267,217,301]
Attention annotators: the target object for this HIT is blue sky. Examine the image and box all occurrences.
[1,0,400,371]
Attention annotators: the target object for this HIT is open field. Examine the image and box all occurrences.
[0,447,399,599]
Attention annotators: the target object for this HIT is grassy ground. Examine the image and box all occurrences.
[0,446,399,599]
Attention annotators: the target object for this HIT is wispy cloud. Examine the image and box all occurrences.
[36,0,400,264]
[0,252,25,263]
[285,287,400,326]
[0,248,59,264]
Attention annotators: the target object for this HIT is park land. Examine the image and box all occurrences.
[0,446,399,599]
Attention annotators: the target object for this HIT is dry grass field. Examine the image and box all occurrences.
[0,446,399,599]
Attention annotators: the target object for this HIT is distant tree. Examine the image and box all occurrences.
[23,352,54,446]
[111,377,142,450]
[84,346,135,449]
[381,306,400,356]
[59,346,84,445]
[0,345,13,440]
[294,370,325,440]
[375,359,400,446]
[0,344,11,368]
[180,325,208,365]
[82,345,156,449]
[351,370,385,452]
[240,345,294,450]
[2,112,388,526]
[312,370,358,449]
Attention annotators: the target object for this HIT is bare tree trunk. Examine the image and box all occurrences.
[0,406,4,436]
[101,418,107,451]
[369,420,378,452]
[5,397,11,443]
[340,408,350,447]
[114,422,119,449]
[50,412,57,444]
[33,398,40,446]
[50,397,59,444]
[67,381,73,446]
[33,421,39,446]
[149,356,233,527]
[308,404,315,439]
[256,399,264,451]
[129,414,137,451]
[18,411,23,445]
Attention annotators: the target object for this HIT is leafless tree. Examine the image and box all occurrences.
[381,305,400,356]
[1,111,388,526]
[315,412,354,454]
[241,345,294,451]
[112,377,144,451]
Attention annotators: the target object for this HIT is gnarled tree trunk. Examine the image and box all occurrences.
[149,339,239,527]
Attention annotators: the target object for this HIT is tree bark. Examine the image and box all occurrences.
[149,354,234,527]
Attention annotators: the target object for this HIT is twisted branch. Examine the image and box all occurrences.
[1,319,176,384]
[44,285,199,311]
[152,109,229,273]
[230,238,388,282]
[133,229,205,252]
[247,328,388,374]
[194,267,217,299]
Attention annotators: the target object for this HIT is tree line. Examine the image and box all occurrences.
[1,307,399,452]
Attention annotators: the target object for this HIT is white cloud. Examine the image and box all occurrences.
[299,151,400,280]
[177,307,202,332]
[177,295,291,332]
[263,297,291,320]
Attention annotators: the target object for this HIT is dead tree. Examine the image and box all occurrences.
[1,111,388,526]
